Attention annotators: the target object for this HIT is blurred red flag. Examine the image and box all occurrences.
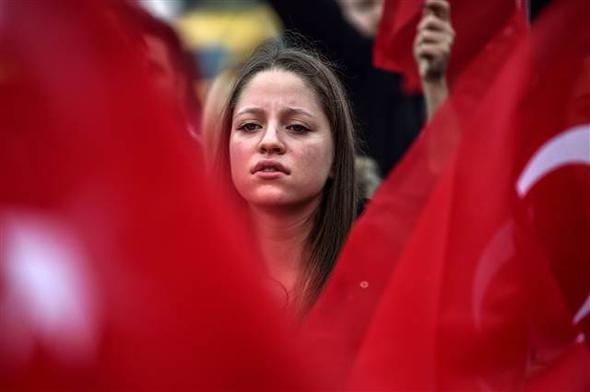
[374,0,526,92]
[300,9,526,389]
[350,0,590,389]
[0,1,310,390]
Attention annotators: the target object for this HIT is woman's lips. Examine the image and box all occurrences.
[251,160,290,175]
[254,170,287,179]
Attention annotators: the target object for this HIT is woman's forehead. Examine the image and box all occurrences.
[235,69,323,112]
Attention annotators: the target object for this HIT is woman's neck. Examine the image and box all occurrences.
[248,200,318,294]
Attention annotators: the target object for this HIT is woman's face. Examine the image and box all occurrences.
[229,69,334,210]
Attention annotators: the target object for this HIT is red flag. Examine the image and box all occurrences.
[0,1,311,390]
[351,0,590,389]
[300,10,526,389]
[374,0,526,92]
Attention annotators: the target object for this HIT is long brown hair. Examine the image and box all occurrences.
[212,38,358,309]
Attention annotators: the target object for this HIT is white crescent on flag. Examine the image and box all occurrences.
[517,123,590,327]
[517,124,590,198]
[474,124,590,330]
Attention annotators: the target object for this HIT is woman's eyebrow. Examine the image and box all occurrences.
[281,107,315,118]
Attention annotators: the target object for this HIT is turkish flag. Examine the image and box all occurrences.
[300,8,526,390]
[0,1,310,390]
[374,0,526,92]
[350,0,590,389]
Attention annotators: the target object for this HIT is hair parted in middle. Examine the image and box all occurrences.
[212,36,358,309]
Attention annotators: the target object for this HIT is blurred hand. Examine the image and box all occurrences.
[414,0,455,82]
[338,0,384,38]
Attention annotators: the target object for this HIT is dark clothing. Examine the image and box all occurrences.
[268,0,424,176]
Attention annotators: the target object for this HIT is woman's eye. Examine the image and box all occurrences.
[287,124,310,134]
[238,123,260,132]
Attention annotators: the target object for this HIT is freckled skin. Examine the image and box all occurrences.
[229,70,334,210]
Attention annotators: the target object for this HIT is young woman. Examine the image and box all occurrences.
[210,0,453,314]
[211,40,358,313]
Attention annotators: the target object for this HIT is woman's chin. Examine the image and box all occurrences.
[248,195,294,209]
[238,186,323,211]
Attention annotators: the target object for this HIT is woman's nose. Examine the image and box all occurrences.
[257,125,285,154]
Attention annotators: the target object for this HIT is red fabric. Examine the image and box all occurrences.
[300,11,526,389]
[1,0,588,390]
[350,0,590,389]
[374,0,526,93]
[524,344,590,391]
[0,1,309,390]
